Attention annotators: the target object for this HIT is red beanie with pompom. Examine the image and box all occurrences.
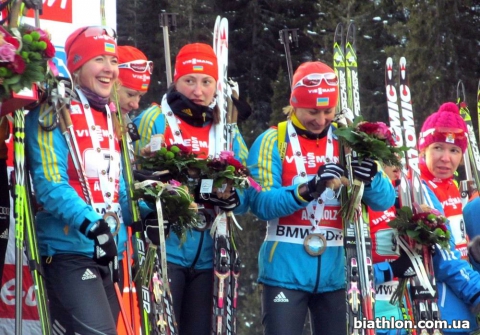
[418,102,468,153]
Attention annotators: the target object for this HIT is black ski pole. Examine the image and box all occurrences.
[160,13,178,87]
[278,28,299,88]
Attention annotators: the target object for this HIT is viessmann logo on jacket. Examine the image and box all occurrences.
[283,153,340,168]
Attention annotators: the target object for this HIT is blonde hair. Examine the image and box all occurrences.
[73,69,123,140]
[283,105,294,119]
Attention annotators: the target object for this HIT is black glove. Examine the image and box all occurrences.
[80,219,117,266]
[389,250,418,279]
[468,236,480,264]
[304,163,347,200]
[351,158,378,184]
[144,214,171,245]
[231,97,252,122]
[205,190,240,211]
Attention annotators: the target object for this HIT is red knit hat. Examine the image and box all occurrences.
[118,46,151,92]
[418,102,468,153]
[65,26,117,74]
[173,43,218,82]
[290,61,339,109]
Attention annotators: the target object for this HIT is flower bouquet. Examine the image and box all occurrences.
[334,116,408,222]
[204,150,261,192]
[389,206,450,250]
[387,205,450,305]
[334,116,406,167]
[134,179,200,243]
[0,24,55,116]
[135,144,260,240]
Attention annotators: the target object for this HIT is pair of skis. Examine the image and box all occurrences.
[211,15,241,335]
[385,57,441,335]
[334,22,375,335]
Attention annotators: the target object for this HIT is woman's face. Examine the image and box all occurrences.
[424,142,463,179]
[175,74,216,106]
[294,107,335,134]
[117,86,145,114]
[78,55,119,97]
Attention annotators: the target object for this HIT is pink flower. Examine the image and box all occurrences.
[169,179,182,187]
[108,102,117,113]
[358,121,396,146]
[219,151,235,160]
[0,43,16,62]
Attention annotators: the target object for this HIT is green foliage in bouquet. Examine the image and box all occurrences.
[389,206,450,250]
[0,24,55,99]
[334,116,407,167]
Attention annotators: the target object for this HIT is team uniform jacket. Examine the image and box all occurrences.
[247,118,395,293]
[417,163,480,332]
[133,102,249,270]
[25,100,132,258]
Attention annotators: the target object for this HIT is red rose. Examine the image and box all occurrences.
[43,40,56,58]
[10,54,26,74]
[225,156,245,170]
[357,122,378,135]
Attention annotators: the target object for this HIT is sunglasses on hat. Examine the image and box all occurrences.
[420,127,467,141]
[293,73,338,89]
[119,60,154,74]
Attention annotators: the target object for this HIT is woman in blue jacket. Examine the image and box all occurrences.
[26,26,129,334]
[133,43,249,335]
[246,61,395,335]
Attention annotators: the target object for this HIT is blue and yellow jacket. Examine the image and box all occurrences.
[25,101,133,258]
[247,118,395,293]
[133,102,249,270]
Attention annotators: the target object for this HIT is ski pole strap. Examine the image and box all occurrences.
[398,237,435,296]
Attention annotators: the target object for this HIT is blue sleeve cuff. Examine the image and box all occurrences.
[374,261,393,284]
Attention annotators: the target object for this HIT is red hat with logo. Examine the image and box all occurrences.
[65,26,117,74]
[290,61,339,109]
[418,102,468,153]
[174,43,218,82]
[118,46,151,92]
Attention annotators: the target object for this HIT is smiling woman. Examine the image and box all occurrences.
[24,26,136,334]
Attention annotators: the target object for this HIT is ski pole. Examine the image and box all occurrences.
[160,13,177,87]
[278,29,299,88]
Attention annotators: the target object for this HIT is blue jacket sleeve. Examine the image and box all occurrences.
[246,128,309,221]
[464,197,480,272]
[362,166,395,211]
[464,197,480,241]
[422,183,480,308]
[133,104,164,156]
[25,107,102,230]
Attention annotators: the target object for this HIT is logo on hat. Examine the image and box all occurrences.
[445,133,455,143]
[73,54,82,64]
[309,87,336,95]
[104,43,116,53]
[316,97,329,107]
[193,65,204,72]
